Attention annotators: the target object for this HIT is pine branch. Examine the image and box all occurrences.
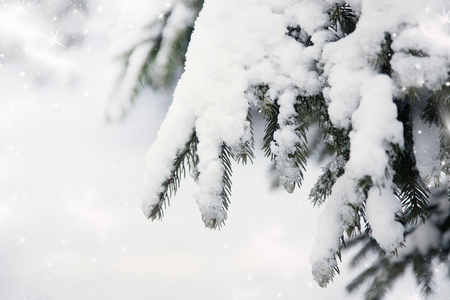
[148,130,199,220]
[328,2,358,36]
[306,92,353,205]
[421,82,450,127]
[394,98,430,224]
[309,156,345,206]
[404,49,428,58]
[393,151,430,224]
[364,260,406,300]
[345,190,450,299]
[374,32,393,76]
[302,93,329,128]
[201,142,235,229]
[136,10,195,89]
[346,263,380,294]
[347,235,379,268]
[412,254,434,298]
[231,108,255,165]
[262,100,280,160]
[440,128,450,176]
[220,142,233,213]
[345,204,367,238]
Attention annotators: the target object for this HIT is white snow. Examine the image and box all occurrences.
[366,185,404,253]
[271,90,304,192]
[1,1,372,299]
[103,0,200,120]
[1,0,450,298]
[311,0,449,287]
[347,75,403,183]
[310,174,361,287]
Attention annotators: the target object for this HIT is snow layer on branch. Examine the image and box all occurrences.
[287,0,329,35]
[105,43,153,119]
[323,0,400,129]
[311,0,450,287]
[366,185,404,253]
[389,1,450,91]
[141,101,197,218]
[103,0,199,120]
[271,91,304,192]
[142,0,330,225]
[347,75,403,183]
[310,174,362,287]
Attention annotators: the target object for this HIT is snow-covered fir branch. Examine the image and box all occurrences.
[135,0,450,296]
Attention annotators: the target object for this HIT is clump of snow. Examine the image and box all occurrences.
[391,54,448,90]
[140,0,450,288]
[310,174,362,286]
[271,91,305,193]
[366,185,404,253]
[398,181,449,257]
[347,75,403,183]
[105,43,153,120]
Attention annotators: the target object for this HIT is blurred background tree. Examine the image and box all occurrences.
[104,0,204,120]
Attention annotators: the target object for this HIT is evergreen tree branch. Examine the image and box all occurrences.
[346,262,381,294]
[374,32,393,76]
[364,260,406,300]
[257,88,311,192]
[231,108,255,165]
[199,142,235,229]
[262,100,279,160]
[412,253,434,298]
[345,189,450,299]
[147,130,199,220]
[286,25,314,46]
[421,82,450,127]
[393,151,430,224]
[309,156,345,206]
[328,2,358,37]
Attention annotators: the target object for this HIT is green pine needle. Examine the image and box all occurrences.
[220,143,234,213]
[148,130,199,220]
[232,108,255,165]
[329,2,358,36]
